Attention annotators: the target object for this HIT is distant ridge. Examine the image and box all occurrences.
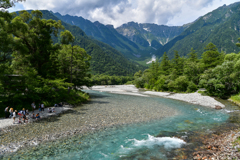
[155,2,240,59]
[36,10,146,75]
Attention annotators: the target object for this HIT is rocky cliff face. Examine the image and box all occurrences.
[53,12,156,61]
[116,22,188,48]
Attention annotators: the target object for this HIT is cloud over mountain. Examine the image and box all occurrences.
[19,0,238,27]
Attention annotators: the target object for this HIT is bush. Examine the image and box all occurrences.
[174,76,189,92]
[144,83,150,89]
[134,77,145,88]
[187,81,198,93]
[154,77,166,91]
[167,80,175,92]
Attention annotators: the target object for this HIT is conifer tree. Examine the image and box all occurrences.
[172,51,184,76]
[201,42,224,69]
[188,48,198,62]
[160,52,170,75]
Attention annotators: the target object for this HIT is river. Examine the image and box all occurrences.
[2,90,240,160]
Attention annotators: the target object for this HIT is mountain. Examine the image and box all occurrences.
[155,2,240,59]
[37,10,146,76]
[52,13,156,61]
[116,22,189,48]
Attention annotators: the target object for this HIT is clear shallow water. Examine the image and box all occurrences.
[4,91,233,160]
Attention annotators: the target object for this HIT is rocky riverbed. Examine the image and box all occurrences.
[0,90,178,156]
[86,85,225,109]
[0,85,234,159]
[192,129,240,159]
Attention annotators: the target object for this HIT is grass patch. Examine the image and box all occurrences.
[125,81,134,85]
[230,94,240,104]
[198,90,208,96]
[233,136,240,147]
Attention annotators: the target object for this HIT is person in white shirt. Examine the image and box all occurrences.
[13,110,17,124]
[41,103,44,112]
[31,102,35,112]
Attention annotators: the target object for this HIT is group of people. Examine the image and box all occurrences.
[48,107,55,113]
[31,113,41,120]
[4,106,31,124]
[4,102,45,124]
[54,102,63,107]
[4,101,62,124]
[31,102,45,112]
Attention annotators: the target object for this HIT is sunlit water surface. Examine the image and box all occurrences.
[4,90,239,160]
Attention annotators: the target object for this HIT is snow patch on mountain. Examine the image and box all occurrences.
[146,55,156,64]
[143,28,150,32]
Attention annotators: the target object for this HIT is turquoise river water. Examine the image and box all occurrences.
[3,90,240,160]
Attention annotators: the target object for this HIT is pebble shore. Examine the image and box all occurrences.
[86,85,226,109]
[0,85,230,158]
[193,129,240,159]
[0,86,178,156]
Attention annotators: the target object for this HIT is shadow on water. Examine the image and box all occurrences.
[88,100,110,104]
[88,92,110,99]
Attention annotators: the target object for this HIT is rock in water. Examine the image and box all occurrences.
[215,105,222,110]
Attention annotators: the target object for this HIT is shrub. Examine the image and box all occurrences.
[174,76,189,92]
[187,81,198,93]
[134,77,144,88]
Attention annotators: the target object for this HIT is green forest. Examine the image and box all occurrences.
[133,41,240,99]
[1,0,240,118]
[0,8,92,116]
[39,10,146,76]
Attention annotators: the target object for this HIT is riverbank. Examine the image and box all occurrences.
[192,129,240,159]
[0,89,178,157]
[84,85,225,109]
[0,105,73,154]
[229,94,240,107]
[0,85,236,159]
[0,106,73,130]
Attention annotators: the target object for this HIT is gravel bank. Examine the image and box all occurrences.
[0,106,72,129]
[0,85,227,156]
[0,90,178,155]
[86,85,225,109]
[193,129,240,159]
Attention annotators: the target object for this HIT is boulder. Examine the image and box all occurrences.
[215,105,222,110]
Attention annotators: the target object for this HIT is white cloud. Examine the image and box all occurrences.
[15,0,240,27]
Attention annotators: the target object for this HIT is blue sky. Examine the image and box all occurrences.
[9,0,240,27]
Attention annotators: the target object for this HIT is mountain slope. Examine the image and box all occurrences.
[39,10,146,75]
[53,13,156,61]
[116,22,188,48]
[155,2,240,59]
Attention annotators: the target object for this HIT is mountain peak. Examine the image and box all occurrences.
[106,24,114,29]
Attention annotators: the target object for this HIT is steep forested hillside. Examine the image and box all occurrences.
[156,2,240,59]
[53,12,155,61]
[38,10,146,75]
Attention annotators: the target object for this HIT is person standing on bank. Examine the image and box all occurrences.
[9,108,13,118]
[31,102,35,112]
[41,103,44,112]
[13,110,17,124]
[4,106,9,118]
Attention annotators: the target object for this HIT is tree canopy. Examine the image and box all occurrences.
[133,41,240,98]
[0,10,91,113]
